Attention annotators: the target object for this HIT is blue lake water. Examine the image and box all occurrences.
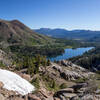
[49,47,94,61]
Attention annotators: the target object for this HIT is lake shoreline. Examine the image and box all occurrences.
[48,47,94,62]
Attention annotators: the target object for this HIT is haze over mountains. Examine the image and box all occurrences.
[35,28,100,41]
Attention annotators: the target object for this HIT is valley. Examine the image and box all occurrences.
[0,19,100,100]
[1,1,100,100]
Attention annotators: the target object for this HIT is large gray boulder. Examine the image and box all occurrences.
[52,61,94,81]
[0,94,5,100]
[54,88,78,100]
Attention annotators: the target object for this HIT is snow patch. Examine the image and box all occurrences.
[0,69,35,95]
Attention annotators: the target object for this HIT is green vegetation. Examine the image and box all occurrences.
[14,55,51,75]
[31,77,40,89]
[69,47,100,70]
[0,61,6,68]
[73,77,88,83]
[31,73,68,92]
[59,83,67,89]
[0,19,83,60]
[9,39,82,58]
[9,45,65,58]
[42,75,59,92]
[2,19,100,94]
[47,59,51,66]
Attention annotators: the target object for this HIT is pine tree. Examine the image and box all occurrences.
[51,80,56,89]
[42,56,47,67]
[47,59,51,66]
[34,55,41,74]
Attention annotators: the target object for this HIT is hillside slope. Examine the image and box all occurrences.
[0,60,98,100]
[0,20,55,47]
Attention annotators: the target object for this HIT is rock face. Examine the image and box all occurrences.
[37,60,97,100]
[0,60,97,100]
[0,49,12,66]
[0,82,4,89]
[0,94,5,100]
[54,88,75,99]
[54,82,100,100]
[54,90,78,100]
[28,94,41,100]
[81,94,100,100]
[51,60,94,81]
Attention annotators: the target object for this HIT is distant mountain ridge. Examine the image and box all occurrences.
[35,28,100,40]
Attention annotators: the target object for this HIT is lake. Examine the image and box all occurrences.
[49,47,94,61]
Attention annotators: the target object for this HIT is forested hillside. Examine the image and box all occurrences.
[69,47,100,71]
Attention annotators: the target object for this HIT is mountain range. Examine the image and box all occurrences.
[35,28,100,41]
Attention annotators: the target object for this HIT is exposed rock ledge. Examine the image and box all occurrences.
[51,60,94,81]
[0,60,96,100]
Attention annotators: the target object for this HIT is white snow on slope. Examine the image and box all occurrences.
[0,69,35,95]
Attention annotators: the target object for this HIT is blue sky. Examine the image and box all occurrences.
[0,0,100,30]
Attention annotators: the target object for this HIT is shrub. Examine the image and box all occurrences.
[73,78,88,83]
[60,83,67,89]
[31,77,40,89]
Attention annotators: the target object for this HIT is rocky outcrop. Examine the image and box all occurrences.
[0,94,5,100]
[0,60,97,100]
[81,94,100,100]
[0,82,4,89]
[17,72,31,81]
[54,88,75,99]
[54,82,100,100]
[0,82,99,100]
[54,87,79,100]
[0,49,12,66]
[28,94,41,100]
[51,60,94,81]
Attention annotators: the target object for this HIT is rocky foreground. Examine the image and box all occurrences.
[0,60,100,100]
